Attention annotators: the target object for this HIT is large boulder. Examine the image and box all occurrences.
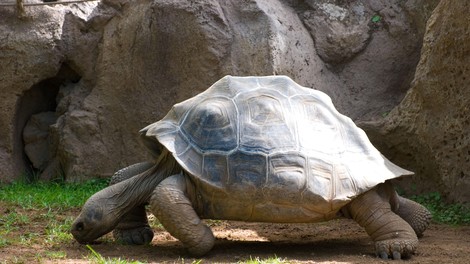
[361,0,470,203]
[0,0,438,185]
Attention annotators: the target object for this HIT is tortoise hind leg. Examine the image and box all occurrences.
[344,182,418,260]
[150,173,215,256]
[394,195,432,238]
[110,162,154,245]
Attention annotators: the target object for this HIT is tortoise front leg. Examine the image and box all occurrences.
[109,162,154,245]
[150,173,215,256]
[344,182,418,260]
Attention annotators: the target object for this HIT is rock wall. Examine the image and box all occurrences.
[0,0,441,191]
[0,2,101,181]
[361,0,470,203]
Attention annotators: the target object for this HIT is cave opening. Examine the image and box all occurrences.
[13,63,81,182]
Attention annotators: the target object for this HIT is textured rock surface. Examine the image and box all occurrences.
[361,0,470,203]
[0,2,100,181]
[300,0,438,120]
[0,0,440,189]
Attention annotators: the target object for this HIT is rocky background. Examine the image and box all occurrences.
[0,0,467,203]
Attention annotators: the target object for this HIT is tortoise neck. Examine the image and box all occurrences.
[105,150,180,218]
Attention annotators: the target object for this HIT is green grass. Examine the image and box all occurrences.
[1,210,30,229]
[86,245,146,264]
[0,238,8,247]
[45,217,75,244]
[43,250,67,259]
[371,14,382,23]
[0,178,109,258]
[239,255,288,264]
[410,192,470,225]
[0,178,108,209]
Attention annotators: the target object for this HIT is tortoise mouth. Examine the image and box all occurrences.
[70,212,113,244]
[71,220,94,244]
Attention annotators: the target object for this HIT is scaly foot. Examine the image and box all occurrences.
[375,238,418,260]
[113,225,154,245]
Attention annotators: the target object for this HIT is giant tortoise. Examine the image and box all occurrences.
[71,75,431,260]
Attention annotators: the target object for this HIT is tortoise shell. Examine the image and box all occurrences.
[140,75,412,222]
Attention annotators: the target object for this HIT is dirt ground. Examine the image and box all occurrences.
[1,207,469,264]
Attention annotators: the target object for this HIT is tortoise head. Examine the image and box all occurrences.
[70,159,168,244]
[71,185,122,244]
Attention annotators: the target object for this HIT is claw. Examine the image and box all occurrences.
[375,238,417,260]
[114,226,154,245]
[391,242,402,259]
[405,243,414,254]
[379,252,389,260]
[392,251,401,260]
[132,233,144,244]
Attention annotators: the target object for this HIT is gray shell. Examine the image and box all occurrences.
[140,76,412,222]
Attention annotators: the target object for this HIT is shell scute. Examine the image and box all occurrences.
[236,89,297,153]
[201,154,228,189]
[291,94,342,154]
[265,153,307,204]
[226,151,267,200]
[181,97,238,152]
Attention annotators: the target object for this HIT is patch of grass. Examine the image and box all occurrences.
[147,213,164,229]
[0,238,9,247]
[0,210,30,231]
[411,192,470,225]
[0,209,32,245]
[44,216,75,245]
[0,178,108,210]
[0,178,108,251]
[371,14,382,23]
[33,250,68,262]
[0,256,28,264]
[239,255,288,264]
[86,245,146,264]
[18,232,40,246]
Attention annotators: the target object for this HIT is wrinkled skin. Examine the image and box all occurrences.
[71,152,431,260]
[342,182,429,259]
[71,174,153,244]
[71,150,178,244]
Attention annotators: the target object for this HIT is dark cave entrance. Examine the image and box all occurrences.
[13,63,81,181]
